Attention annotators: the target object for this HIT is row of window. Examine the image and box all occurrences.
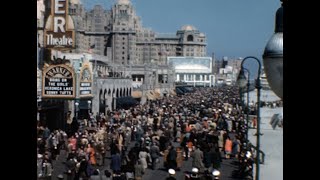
[177,74,209,81]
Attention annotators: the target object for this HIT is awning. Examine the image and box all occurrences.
[146,91,156,100]
[176,87,185,95]
[116,96,138,109]
[170,89,177,96]
[132,90,142,98]
[154,91,161,99]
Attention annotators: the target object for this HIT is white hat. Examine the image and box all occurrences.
[57,174,64,179]
[192,167,199,173]
[168,169,175,175]
[37,154,43,159]
[212,169,220,176]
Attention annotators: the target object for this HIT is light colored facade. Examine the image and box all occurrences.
[168,57,214,87]
[125,64,176,104]
[212,57,242,86]
[37,0,45,101]
[38,0,216,129]
[69,0,207,65]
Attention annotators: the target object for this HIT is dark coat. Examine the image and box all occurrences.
[167,148,177,169]
[166,176,177,180]
[111,153,121,171]
[150,145,160,159]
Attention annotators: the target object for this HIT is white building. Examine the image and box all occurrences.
[167,56,214,87]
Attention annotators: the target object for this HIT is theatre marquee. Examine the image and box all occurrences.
[42,64,75,98]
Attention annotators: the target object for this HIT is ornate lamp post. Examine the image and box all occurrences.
[75,102,79,120]
[238,56,262,180]
[88,100,92,119]
[237,67,250,144]
[263,0,283,99]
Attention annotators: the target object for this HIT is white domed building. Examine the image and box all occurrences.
[168,56,213,87]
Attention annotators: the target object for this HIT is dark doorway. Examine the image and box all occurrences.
[39,102,66,131]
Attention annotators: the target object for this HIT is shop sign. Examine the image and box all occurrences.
[79,62,93,97]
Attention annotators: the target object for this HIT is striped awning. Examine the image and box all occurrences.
[132,90,142,98]
[146,91,156,100]
[170,89,177,96]
[154,91,161,99]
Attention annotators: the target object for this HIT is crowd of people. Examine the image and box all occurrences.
[37,86,257,180]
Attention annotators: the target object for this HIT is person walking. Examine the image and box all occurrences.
[191,145,205,172]
[166,169,177,180]
[138,147,150,171]
[167,145,177,170]
[65,156,76,180]
[150,142,161,170]
[134,160,144,180]
[224,136,233,159]
[111,150,122,173]
[176,147,183,170]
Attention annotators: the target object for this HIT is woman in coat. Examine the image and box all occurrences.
[134,160,144,180]
[224,136,232,159]
[176,147,183,170]
[138,147,150,170]
[87,143,97,165]
[218,130,224,152]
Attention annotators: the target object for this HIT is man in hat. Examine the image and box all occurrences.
[190,167,200,180]
[150,142,161,170]
[166,169,177,180]
[191,145,205,173]
[57,174,64,180]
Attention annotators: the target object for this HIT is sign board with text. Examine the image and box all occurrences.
[44,0,75,49]
[79,62,93,97]
[42,64,75,98]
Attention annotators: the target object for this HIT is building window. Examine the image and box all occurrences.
[123,47,125,49]
[122,57,125,60]
[187,35,193,41]
[122,52,125,54]
[123,37,125,40]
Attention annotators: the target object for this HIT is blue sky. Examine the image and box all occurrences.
[81,0,280,66]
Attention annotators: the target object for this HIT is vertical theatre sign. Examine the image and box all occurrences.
[44,0,75,49]
[42,63,75,98]
[79,62,93,97]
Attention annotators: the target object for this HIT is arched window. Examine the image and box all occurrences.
[187,35,193,42]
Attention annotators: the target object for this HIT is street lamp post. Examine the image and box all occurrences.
[263,0,283,99]
[75,102,79,120]
[244,69,250,134]
[88,100,92,119]
[237,68,250,145]
[237,56,262,180]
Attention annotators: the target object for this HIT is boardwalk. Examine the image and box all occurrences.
[49,135,241,180]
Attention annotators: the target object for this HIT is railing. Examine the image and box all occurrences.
[246,140,265,164]
[252,144,265,164]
